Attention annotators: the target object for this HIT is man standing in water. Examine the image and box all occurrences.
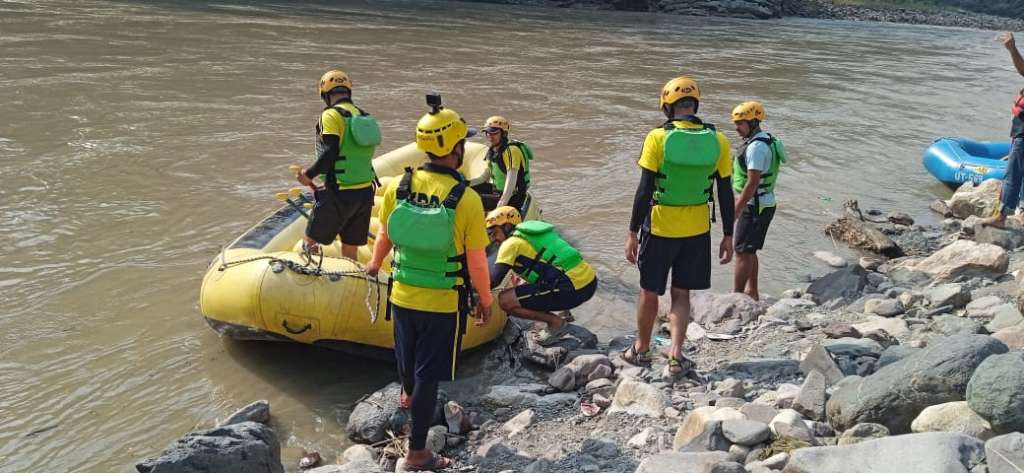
[981,32,1024,228]
[296,69,380,259]
[623,76,734,379]
[731,101,785,301]
[366,94,491,471]
[471,115,532,211]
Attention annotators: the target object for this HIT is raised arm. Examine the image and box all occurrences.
[1001,32,1024,78]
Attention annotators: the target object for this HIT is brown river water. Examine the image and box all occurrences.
[0,0,1019,471]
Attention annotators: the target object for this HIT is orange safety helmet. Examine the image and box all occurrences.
[731,101,766,123]
[482,115,511,134]
[660,76,701,108]
[319,70,352,95]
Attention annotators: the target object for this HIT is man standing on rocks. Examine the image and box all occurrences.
[366,94,492,471]
[731,101,785,300]
[624,76,735,378]
[981,32,1024,228]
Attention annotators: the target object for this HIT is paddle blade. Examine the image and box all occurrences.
[275,192,289,202]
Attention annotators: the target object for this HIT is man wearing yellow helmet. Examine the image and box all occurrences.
[366,94,491,472]
[295,69,381,260]
[731,101,785,301]
[470,115,532,211]
[624,76,735,379]
[485,206,597,345]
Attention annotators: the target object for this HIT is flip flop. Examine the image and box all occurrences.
[404,454,453,471]
[580,401,600,417]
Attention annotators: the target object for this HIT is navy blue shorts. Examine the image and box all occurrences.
[392,305,464,383]
[515,278,598,312]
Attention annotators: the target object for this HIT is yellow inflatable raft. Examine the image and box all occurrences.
[200,142,540,359]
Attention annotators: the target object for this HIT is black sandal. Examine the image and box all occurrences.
[621,342,653,366]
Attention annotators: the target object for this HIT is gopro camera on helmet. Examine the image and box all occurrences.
[426,93,443,113]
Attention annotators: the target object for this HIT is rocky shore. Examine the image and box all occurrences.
[463,0,1024,30]
[140,178,1024,472]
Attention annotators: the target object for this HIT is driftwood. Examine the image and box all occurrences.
[824,200,904,258]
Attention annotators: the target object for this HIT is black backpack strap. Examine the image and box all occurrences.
[396,167,414,201]
[442,181,467,209]
[329,105,353,118]
[704,122,716,132]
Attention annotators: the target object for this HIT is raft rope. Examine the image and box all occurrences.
[216,249,385,324]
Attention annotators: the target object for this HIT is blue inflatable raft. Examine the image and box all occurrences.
[923,137,1010,187]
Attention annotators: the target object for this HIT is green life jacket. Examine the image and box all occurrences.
[732,133,786,206]
[653,121,721,207]
[511,220,583,284]
[387,166,467,289]
[325,104,382,188]
[489,140,532,194]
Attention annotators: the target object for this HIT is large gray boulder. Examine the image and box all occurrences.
[806,265,868,304]
[690,291,766,332]
[136,422,284,473]
[346,383,407,444]
[986,433,1024,473]
[826,335,1008,433]
[912,240,1009,281]
[712,359,801,382]
[947,179,1000,219]
[634,452,732,473]
[782,432,986,473]
[967,351,1024,434]
[305,462,382,473]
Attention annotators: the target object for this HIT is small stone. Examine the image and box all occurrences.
[524,459,551,473]
[703,461,747,473]
[965,296,1006,318]
[852,316,909,338]
[864,298,905,317]
[500,409,534,437]
[992,325,1024,349]
[888,212,914,226]
[929,314,985,336]
[985,433,1024,473]
[341,445,377,464]
[985,304,1024,333]
[823,338,883,358]
[860,256,884,271]
[444,401,468,435]
[769,409,806,435]
[713,378,746,398]
[800,345,844,386]
[678,420,731,453]
[924,283,970,309]
[628,427,655,448]
[740,403,779,424]
[425,425,447,453]
[608,378,667,417]
[837,422,890,446]
[792,370,827,421]
[911,401,995,440]
[823,322,861,339]
[781,289,803,299]
[221,400,271,426]
[815,251,848,268]
[721,419,771,446]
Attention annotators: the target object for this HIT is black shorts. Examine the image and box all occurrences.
[734,205,776,254]
[638,230,711,295]
[306,186,373,246]
[392,305,464,382]
[515,277,598,312]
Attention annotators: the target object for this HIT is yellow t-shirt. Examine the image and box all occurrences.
[637,120,732,238]
[378,168,489,313]
[319,102,373,190]
[496,236,596,289]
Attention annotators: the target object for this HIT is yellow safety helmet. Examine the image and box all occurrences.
[486,206,522,229]
[660,76,701,108]
[731,101,766,123]
[416,107,474,156]
[319,70,352,95]
[482,116,511,134]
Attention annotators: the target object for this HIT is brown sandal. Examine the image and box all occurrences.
[621,342,653,366]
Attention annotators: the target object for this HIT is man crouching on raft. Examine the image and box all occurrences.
[485,206,598,345]
[624,76,735,380]
[366,94,491,471]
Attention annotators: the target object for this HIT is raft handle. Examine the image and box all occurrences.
[282,320,312,335]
